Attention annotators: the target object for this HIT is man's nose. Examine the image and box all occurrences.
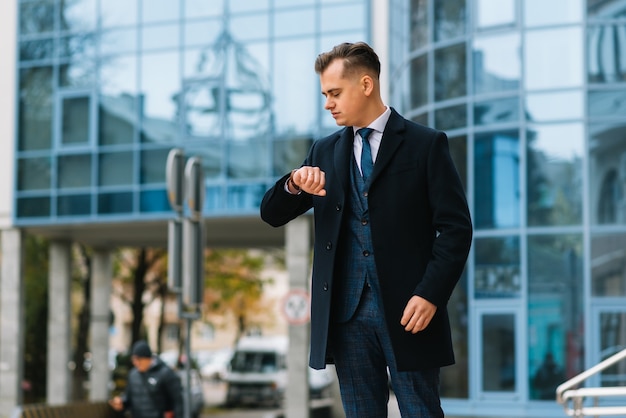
[324,97,333,109]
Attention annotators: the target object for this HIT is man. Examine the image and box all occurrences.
[260,42,472,417]
[109,340,183,418]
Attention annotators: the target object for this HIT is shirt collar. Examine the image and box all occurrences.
[353,106,391,136]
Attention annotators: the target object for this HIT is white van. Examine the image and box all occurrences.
[225,335,288,407]
[224,335,333,407]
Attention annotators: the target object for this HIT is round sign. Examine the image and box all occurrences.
[281,288,310,325]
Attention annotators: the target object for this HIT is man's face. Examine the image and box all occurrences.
[320,59,369,127]
[131,356,152,372]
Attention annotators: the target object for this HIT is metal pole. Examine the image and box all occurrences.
[184,316,192,418]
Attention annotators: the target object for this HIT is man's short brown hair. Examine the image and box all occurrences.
[314,42,381,79]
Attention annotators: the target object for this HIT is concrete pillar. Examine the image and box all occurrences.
[89,249,112,401]
[47,241,73,404]
[285,216,311,418]
[0,229,24,417]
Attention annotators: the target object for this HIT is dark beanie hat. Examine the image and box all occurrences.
[131,340,152,358]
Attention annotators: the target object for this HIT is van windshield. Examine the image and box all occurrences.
[231,351,279,373]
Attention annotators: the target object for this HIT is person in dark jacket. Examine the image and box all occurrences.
[260,42,472,417]
[109,340,184,418]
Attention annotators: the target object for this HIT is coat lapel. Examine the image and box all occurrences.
[334,127,354,193]
[370,109,406,184]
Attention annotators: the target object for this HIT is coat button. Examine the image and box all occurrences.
[361,218,368,226]
[363,250,370,257]
[335,204,342,211]
[363,192,368,197]
[323,282,329,291]
[326,242,332,250]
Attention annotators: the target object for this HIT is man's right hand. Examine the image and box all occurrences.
[290,166,326,196]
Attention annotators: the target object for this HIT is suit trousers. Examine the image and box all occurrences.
[331,285,444,417]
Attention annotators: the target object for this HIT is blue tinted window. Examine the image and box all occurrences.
[98,192,133,214]
[58,194,91,216]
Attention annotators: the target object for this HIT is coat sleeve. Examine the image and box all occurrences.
[164,369,184,417]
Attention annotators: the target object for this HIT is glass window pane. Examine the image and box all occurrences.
[185,0,223,18]
[60,0,96,31]
[589,122,626,225]
[272,137,313,177]
[186,143,222,179]
[410,55,428,109]
[58,34,96,60]
[183,20,221,48]
[527,91,583,122]
[20,38,54,61]
[58,194,91,216]
[59,59,96,88]
[142,0,179,23]
[230,0,269,13]
[100,0,138,27]
[274,39,316,136]
[527,123,583,226]
[474,131,520,229]
[226,184,266,211]
[140,189,170,212]
[474,236,520,299]
[58,154,91,188]
[99,151,133,186]
[141,148,170,184]
[525,27,584,90]
[476,0,515,28]
[19,66,53,151]
[598,312,626,387]
[98,192,133,214]
[435,104,467,131]
[434,0,466,42]
[140,52,180,143]
[228,140,269,179]
[528,234,583,399]
[141,24,179,50]
[99,94,136,145]
[100,28,138,55]
[18,157,51,191]
[61,96,90,145]
[588,0,626,18]
[17,197,51,218]
[473,33,520,94]
[474,97,519,126]
[20,1,55,34]
[525,0,582,27]
[587,24,626,83]
[592,232,626,296]
[232,14,269,41]
[435,43,467,101]
[410,0,428,51]
[320,4,366,33]
[275,8,315,38]
[482,314,516,392]
[588,90,626,119]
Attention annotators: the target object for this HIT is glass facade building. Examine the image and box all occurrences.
[12,0,626,415]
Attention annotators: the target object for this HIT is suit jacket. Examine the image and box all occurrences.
[260,108,472,371]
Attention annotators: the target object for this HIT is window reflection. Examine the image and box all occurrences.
[186,143,222,179]
[525,27,583,90]
[142,0,179,24]
[410,55,428,109]
[275,8,315,38]
[20,39,54,61]
[473,33,520,95]
[17,197,50,218]
[226,184,266,211]
[100,29,138,55]
[61,96,90,145]
[524,0,582,27]
[435,104,466,131]
[526,91,583,122]
[474,131,520,229]
[98,192,133,214]
[141,149,170,184]
[587,24,626,83]
[482,314,516,392]
[476,0,516,28]
[474,97,519,126]
[320,4,366,33]
[435,43,466,101]
[20,1,55,34]
[228,140,269,179]
[589,122,626,225]
[100,0,138,28]
[588,90,626,119]
[99,151,133,186]
[592,232,626,296]
[528,234,583,399]
[141,24,179,50]
[434,0,466,42]
[526,123,583,226]
[140,190,170,212]
[588,0,626,18]
[18,157,51,191]
[58,154,91,188]
[19,66,53,151]
[60,0,96,32]
[185,0,224,18]
[272,137,313,177]
[475,236,520,298]
[410,0,428,51]
[58,194,91,216]
[598,312,626,387]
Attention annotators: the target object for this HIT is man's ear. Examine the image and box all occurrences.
[361,74,374,96]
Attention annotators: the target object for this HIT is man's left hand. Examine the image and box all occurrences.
[400,295,437,334]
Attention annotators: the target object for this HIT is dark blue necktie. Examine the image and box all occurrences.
[358,128,374,180]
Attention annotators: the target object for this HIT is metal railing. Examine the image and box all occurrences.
[556,348,626,417]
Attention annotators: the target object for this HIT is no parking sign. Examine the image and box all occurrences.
[281,288,310,325]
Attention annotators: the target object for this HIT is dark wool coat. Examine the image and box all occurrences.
[261,109,473,371]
